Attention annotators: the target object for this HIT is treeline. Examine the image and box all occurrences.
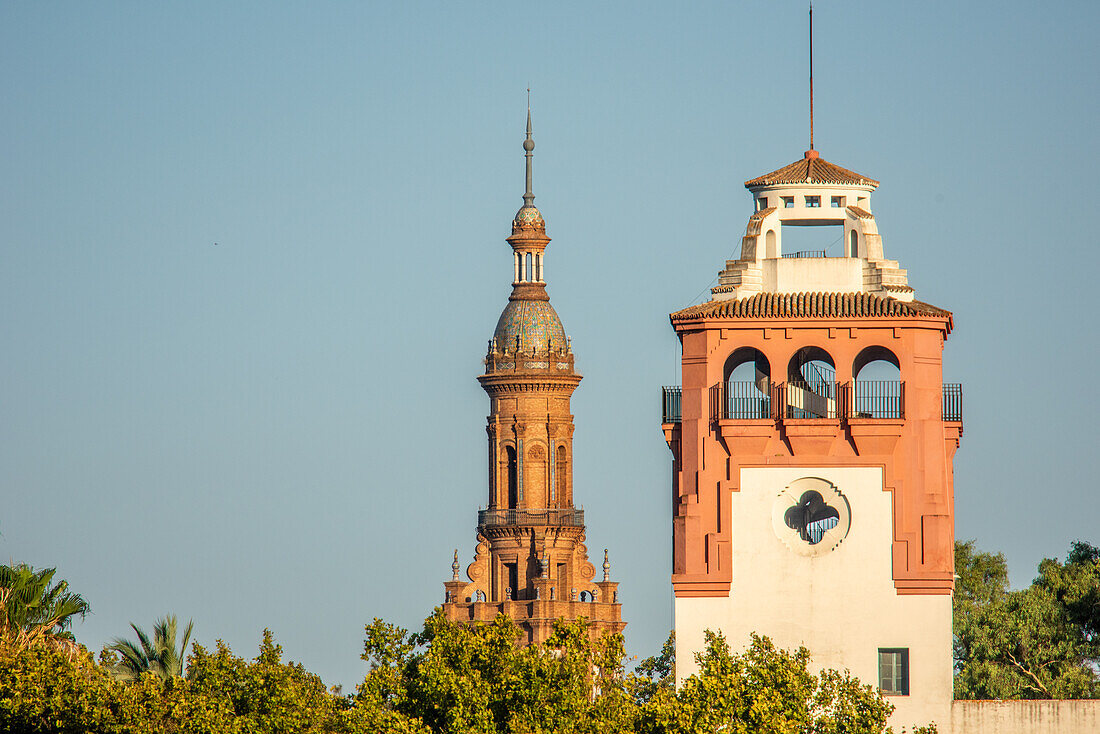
[1,539,1096,733]
[953,540,1099,699]
[0,612,901,733]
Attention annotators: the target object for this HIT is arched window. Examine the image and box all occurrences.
[852,346,903,418]
[765,229,777,258]
[849,230,858,257]
[555,446,567,505]
[723,347,771,419]
[525,252,533,282]
[787,347,837,418]
[506,446,518,508]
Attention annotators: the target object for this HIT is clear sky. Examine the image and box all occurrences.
[2,1,1098,690]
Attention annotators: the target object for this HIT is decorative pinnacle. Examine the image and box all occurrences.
[603,549,611,582]
[523,90,535,207]
[451,549,460,581]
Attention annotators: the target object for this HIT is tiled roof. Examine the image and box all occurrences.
[745,154,879,188]
[671,293,950,322]
[846,205,874,219]
[494,298,567,352]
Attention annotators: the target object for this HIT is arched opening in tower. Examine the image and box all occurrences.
[506,446,518,508]
[853,345,902,418]
[723,347,771,419]
[787,347,837,418]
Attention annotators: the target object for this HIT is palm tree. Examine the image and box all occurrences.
[0,563,90,650]
[107,614,194,682]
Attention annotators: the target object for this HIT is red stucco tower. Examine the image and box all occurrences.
[662,148,962,728]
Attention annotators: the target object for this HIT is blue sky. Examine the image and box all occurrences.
[2,1,1098,689]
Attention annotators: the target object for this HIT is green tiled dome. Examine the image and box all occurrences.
[513,205,545,230]
[493,299,566,352]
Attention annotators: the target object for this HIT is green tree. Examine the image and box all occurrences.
[0,563,90,651]
[1034,541,1100,649]
[188,628,429,734]
[0,642,120,733]
[953,540,1100,699]
[632,630,676,704]
[359,611,636,733]
[637,630,894,734]
[106,614,194,682]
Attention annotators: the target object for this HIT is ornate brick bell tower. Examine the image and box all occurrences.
[442,108,624,645]
[661,147,963,729]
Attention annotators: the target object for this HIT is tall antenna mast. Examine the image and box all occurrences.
[809,2,814,151]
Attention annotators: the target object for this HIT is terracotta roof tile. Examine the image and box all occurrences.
[671,293,950,322]
[846,205,873,219]
[745,155,879,188]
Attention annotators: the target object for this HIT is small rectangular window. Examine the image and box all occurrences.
[805,196,821,208]
[782,196,794,208]
[878,648,909,695]
[757,197,768,210]
[831,196,845,208]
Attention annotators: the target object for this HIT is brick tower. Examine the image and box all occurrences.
[661,148,962,729]
[442,109,624,645]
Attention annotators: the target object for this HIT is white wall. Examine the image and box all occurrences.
[950,700,1100,734]
[761,256,864,293]
[675,466,953,732]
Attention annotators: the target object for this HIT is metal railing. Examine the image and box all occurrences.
[851,380,905,419]
[942,384,963,421]
[782,249,827,259]
[661,386,682,423]
[721,381,772,419]
[671,381,962,423]
[807,516,839,544]
[478,508,585,528]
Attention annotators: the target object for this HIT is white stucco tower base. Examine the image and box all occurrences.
[674,466,953,730]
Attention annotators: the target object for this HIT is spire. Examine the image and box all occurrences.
[452,549,460,581]
[523,89,535,207]
[511,91,546,235]
[603,549,611,582]
[808,2,815,153]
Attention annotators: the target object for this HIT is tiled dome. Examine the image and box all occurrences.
[513,205,545,230]
[493,299,566,352]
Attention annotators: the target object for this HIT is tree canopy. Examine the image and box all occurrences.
[2,604,910,734]
[953,540,1100,699]
[106,614,195,682]
[0,563,89,651]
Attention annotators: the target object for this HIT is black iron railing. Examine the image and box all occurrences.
[662,386,682,423]
[722,381,772,419]
[852,381,905,419]
[676,381,961,423]
[478,508,585,527]
[782,250,827,259]
[942,384,963,421]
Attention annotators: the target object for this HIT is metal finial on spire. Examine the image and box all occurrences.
[452,549,460,581]
[523,90,535,207]
[809,2,815,151]
[603,549,611,582]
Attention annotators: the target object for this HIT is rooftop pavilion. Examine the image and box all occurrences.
[712,149,912,302]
